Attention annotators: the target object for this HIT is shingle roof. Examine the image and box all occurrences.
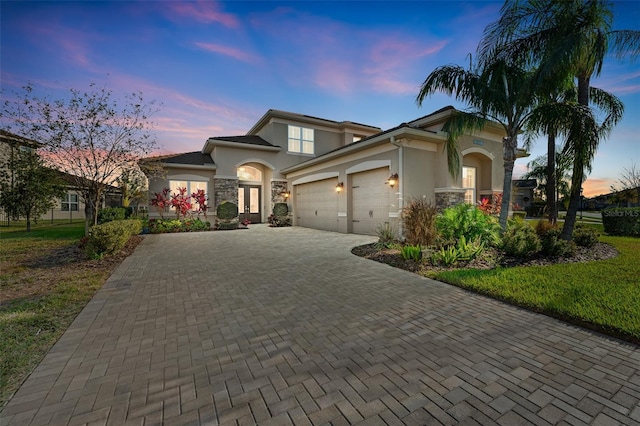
[154,151,215,166]
[513,179,537,188]
[210,135,275,147]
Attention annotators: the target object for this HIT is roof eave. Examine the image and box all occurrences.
[203,138,281,153]
[281,127,445,174]
[161,163,217,170]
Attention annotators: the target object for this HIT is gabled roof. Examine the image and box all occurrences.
[210,135,275,147]
[247,109,381,135]
[0,129,40,147]
[146,151,215,167]
[513,179,537,188]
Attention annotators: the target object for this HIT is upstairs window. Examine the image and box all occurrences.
[288,125,314,155]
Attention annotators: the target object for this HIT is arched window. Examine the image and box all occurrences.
[237,165,262,181]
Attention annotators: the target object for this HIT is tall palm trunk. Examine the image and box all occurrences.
[499,135,518,230]
[546,132,557,224]
[561,75,591,240]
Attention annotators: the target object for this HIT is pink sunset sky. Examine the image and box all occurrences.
[2,0,639,197]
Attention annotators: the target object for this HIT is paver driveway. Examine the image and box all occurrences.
[2,226,639,425]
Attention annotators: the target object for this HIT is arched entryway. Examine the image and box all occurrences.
[461,149,493,205]
[237,165,262,223]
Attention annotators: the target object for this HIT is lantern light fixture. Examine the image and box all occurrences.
[335,182,344,193]
[387,173,399,188]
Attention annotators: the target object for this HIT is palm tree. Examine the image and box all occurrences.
[523,149,572,218]
[479,0,640,240]
[416,58,540,230]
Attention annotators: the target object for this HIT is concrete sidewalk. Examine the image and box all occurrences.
[2,225,638,425]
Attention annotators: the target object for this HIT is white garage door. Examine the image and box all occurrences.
[295,178,339,232]
[351,168,390,235]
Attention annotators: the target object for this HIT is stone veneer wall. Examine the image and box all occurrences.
[214,178,239,215]
[270,181,289,211]
[435,191,465,211]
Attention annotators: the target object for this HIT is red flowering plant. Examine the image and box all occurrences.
[478,192,503,216]
[150,188,170,219]
[191,189,208,221]
[170,187,193,219]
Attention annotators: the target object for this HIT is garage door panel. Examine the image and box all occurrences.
[295,178,338,232]
[351,168,390,235]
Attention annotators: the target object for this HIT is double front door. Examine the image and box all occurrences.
[238,185,261,223]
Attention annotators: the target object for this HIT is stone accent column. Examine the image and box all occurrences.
[270,180,289,213]
[214,177,239,215]
[435,190,465,211]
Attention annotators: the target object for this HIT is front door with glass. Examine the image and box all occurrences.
[238,185,261,223]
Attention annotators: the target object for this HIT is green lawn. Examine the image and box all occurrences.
[434,235,640,343]
[0,222,113,408]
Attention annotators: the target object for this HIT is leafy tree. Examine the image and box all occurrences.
[479,0,640,240]
[116,166,147,210]
[2,83,160,235]
[0,148,65,231]
[417,58,541,230]
[610,163,640,206]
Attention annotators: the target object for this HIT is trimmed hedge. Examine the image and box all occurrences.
[148,218,210,233]
[98,207,126,224]
[86,219,142,258]
[217,201,238,220]
[602,207,640,236]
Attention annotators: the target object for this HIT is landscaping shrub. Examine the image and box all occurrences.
[430,236,484,266]
[98,207,126,224]
[401,245,422,261]
[502,219,541,257]
[216,201,239,230]
[535,220,556,237]
[269,203,291,227]
[601,207,640,236]
[273,202,289,217]
[437,203,501,247]
[454,235,485,261]
[401,197,439,247]
[147,218,210,233]
[573,224,600,248]
[431,246,460,266]
[85,219,142,258]
[375,223,398,248]
[540,227,574,257]
[216,201,238,220]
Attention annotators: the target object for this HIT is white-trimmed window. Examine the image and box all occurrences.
[237,166,262,182]
[169,180,207,212]
[288,125,314,154]
[61,193,79,211]
[463,166,476,205]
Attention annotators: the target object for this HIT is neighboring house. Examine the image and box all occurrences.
[587,186,640,210]
[511,179,537,210]
[0,129,121,223]
[144,106,527,236]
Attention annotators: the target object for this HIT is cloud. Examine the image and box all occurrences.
[595,70,640,95]
[249,8,448,96]
[583,177,615,197]
[194,42,261,64]
[164,1,239,28]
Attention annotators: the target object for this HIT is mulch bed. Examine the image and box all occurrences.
[351,242,618,274]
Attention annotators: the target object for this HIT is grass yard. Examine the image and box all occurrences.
[0,222,140,409]
[434,235,640,344]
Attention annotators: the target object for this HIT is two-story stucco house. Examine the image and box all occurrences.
[145,106,517,236]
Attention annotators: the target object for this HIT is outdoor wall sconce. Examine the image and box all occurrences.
[282,190,291,199]
[387,173,399,188]
[335,182,344,193]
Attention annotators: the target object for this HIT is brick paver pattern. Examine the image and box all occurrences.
[2,226,639,425]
